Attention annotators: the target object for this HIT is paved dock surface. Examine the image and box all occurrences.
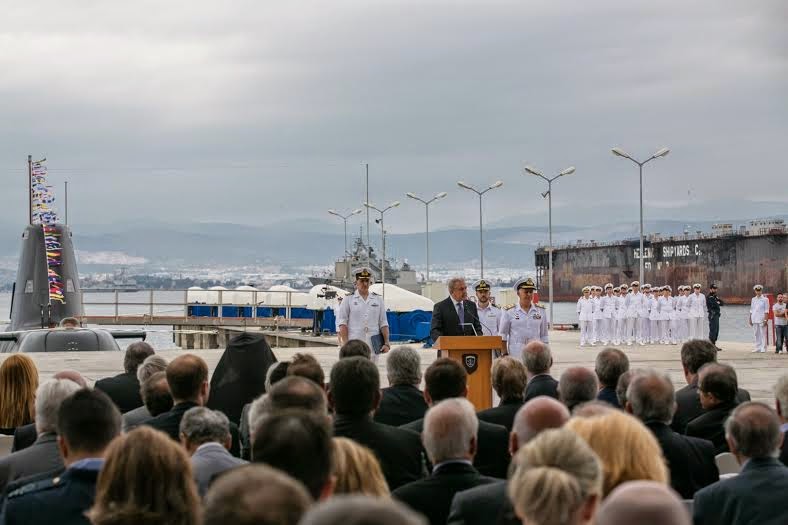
[3,330,785,403]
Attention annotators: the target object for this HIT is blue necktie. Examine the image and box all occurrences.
[457,301,465,324]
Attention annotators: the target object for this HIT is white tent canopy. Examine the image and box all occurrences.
[369,283,434,312]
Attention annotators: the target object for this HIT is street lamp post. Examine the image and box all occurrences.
[457,181,503,279]
[611,147,670,284]
[524,165,576,328]
[328,208,363,280]
[363,201,400,300]
[405,191,448,283]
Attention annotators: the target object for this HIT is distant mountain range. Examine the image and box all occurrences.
[0,207,784,268]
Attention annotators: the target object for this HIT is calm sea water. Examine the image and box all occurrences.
[1,290,757,346]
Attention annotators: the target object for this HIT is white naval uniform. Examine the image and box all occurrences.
[687,292,708,340]
[637,293,651,345]
[477,303,503,337]
[648,295,660,343]
[675,294,689,342]
[577,297,594,346]
[336,290,389,350]
[657,296,673,344]
[614,295,627,344]
[592,296,604,343]
[750,295,770,352]
[500,302,549,359]
[625,292,643,345]
[601,294,615,344]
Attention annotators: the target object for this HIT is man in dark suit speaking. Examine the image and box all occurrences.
[430,277,482,342]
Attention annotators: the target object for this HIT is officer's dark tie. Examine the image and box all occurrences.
[457,301,465,324]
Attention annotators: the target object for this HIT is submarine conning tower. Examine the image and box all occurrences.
[8,223,83,331]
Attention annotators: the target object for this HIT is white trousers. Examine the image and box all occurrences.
[753,323,767,352]
[625,317,637,344]
[659,320,670,343]
[689,317,705,340]
[594,319,605,342]
[580,320,592,345]
[649,320,659,343]
[639,318,650,344]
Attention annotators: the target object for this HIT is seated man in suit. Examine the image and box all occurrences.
[401,358,510,479]
[430,277,482,342]
[596,481,691,525]
[0,379,82,495]
[626,369,719,498]
[122,355,168,431]
[180,407,247,497]
[448,397,570,525]
[252,409,335,502]
[686,362,740,454]
[393,398,497,525]
[672,339,750,434]
[694,402,788,525]
[94,341,155,413]
[595,348,629,408]
[775,372,788,466]
[477,357,526,432]
[329,357,424,491]
[523,341,558,401]
[375,346,428,427]
[558,367,598,412]
[2,389,122,523]
[145,354,240,456]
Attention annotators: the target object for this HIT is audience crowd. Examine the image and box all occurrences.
[0,335,787,525]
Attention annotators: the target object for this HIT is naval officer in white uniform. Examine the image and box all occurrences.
[473,279,502,336]
[576,286,594,346]
[336,267,391,354]
[499,277,549,359]
[749,284,770,353]
[686,283,708,340]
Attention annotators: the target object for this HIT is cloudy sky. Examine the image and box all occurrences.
[1,1,786,234]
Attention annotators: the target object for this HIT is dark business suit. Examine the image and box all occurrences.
[94,372,143,413]
[671,381,750,434]
[191,442,247,496]
[0,433,64,496]
[393,462,498,525]
[1,464,100,525]
[374,384,429,428]
[448,480,519,525]
[685,401,737,454]
[334,414,425,491]
[597,386,621,408]
[693,457,788,525]
[145,402,241,457]
[10,424,36,453]
[430,297,483,342]
[401,417,510,479]
[645,421,719,499]
[477,399,523,433]
[524,374,558,402]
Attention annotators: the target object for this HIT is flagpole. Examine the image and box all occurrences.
[28,155,32,224]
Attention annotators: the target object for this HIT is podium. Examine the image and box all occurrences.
[433,336,503,411]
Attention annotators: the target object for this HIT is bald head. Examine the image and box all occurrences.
[54,370,87,388]
[596,481,690,525]
[558,367,599,411]
[511,396,570,453]
[522,341,552,376]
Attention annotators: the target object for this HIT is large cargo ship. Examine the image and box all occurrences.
[535,219,787,305]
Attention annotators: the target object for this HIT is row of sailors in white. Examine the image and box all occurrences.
[576,282,709,347]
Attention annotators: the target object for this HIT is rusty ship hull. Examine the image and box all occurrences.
[535,232,787,305]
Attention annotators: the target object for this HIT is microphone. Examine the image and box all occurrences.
[464,306,493,336]
[458,322,478,336]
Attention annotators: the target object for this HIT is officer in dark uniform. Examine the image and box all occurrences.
[706,283,724,349]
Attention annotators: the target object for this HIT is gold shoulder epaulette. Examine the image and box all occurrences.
[534,302,545,309]
[503,304,515,311]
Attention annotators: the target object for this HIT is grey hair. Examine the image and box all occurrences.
[775,373,788,419]
[558,367,599,411]
[35,379,82,434]
[422,398,478,464]
[136,355,168,383]
[386,346,422,386]
[179,406,231,446]
[523,342,552,374]
[247,393,271,439]
[724,402,782,459]
[627,370,675,424]
[447,277,465,292]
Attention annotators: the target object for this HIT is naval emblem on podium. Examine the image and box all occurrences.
[462,353,478,374]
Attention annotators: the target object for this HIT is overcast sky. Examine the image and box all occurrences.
[1,1,786,234]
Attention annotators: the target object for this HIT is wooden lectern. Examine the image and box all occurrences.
[432,336,503,411]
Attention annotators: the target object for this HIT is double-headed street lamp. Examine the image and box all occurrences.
[457,180,504,279]
[524,165,576,328]
[363,201,400,299]
[611,147,670,284]
[405,191,448,283]
[328,208,363,281]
